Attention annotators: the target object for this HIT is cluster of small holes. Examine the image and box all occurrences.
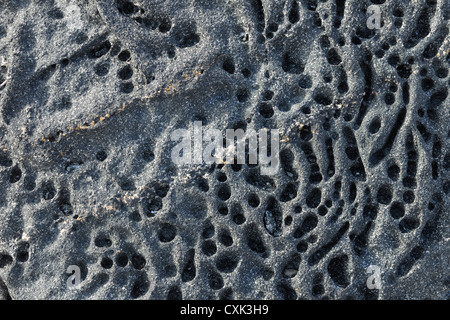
[118,55,134,94]
[0,64,7,94]
[300,140,323,184]
[87,36,135,93]
[16,242,30,262]
[94,234,149,298]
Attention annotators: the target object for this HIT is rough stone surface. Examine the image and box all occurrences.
[0,0,449,299]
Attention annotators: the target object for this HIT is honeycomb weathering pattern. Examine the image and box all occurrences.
[0,0,449,300]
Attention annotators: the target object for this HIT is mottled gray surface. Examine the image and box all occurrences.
[0,0,449,300]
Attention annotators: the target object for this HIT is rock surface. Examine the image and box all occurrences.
[0,0,449,299]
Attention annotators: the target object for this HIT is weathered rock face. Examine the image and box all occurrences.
[0,0,449,300]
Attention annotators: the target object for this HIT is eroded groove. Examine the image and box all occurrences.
[354,58,373,127]
[334,0,346,28]
[250,0,265,32]
[405,4,436,49]
[369,107,407,167]
[307,221,350,266]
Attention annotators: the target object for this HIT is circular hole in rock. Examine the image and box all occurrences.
[95,236,112,248]
[399,217,420,233]
[202,221,215,239]
[218,203,228,215]
[248,193,260,207]
[144,197,162,217]
[159,18,172,33]
[202,240,217,256]
[262,268,274,281]
[241,68,251,78]
[403,190,415,203]
[141,147,155,162]
[130,274,149,299]
[131,253,146,270]
[436,68,448,78]
[101,257,113,269]
[389,83,398,92]
[129,211,141,222]
[232,212,245,225]
[0,150,12,167]
[375,50,385,59]
[421,78,434,91]
[222,58,235,74]
[259,103,274,118]
[16,242,29,262]
[302,106,311,115]
[387,164,400,181]
[384,93,395,105]
[167,46,176,58]
[219,229,233,247]
[387,54,400,66]
[296,241,308,253]
[215,253,239,273]
[312,284,324,296]
[9,165,22,183]
[217,184,231,201]
[88,41,111,59]
[208,271,224,290]
[284,216,293,226]
[119,179,135,191]
[390,201,405,219]
[306,188,321,208]
[24,175,36,191]
[167,286,182,300]
[42,182,56,200]
[217,172,227,182]
[94,62,110,76]
[299,74,312,89]
[376,185,393,205]
[59,202,73,216]
[262,90,274,101]
[236,87,249,102]
[116,252,128,267]
[118,65,133,80]
[120,82,134,94]
[368,118,381,134]
[158,223,177,243]
[118,50,131,61]
[313,89,332,105]
[96,150,107,161]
